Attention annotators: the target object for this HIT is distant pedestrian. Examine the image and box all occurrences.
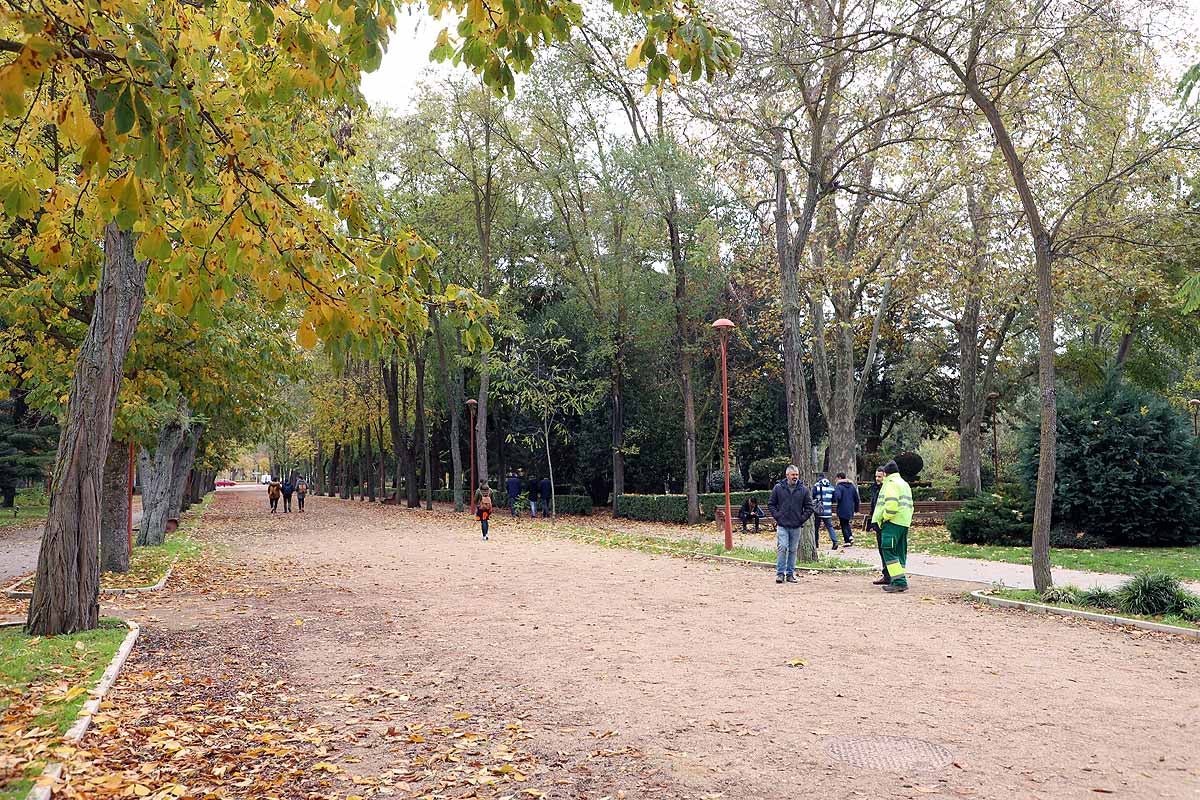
[865,467,888,584]
[811,473,838,549]
[281,478,295,512]
[768,465,815,584]
[832,472,859,547]
[296,478,308,512]
[267,479,281,513]
[738,497,765,532]
[540,477,553,518]
[476,484,493,540]
[505,472,522,517]
[872,460,913,593]
[527,476,540,518]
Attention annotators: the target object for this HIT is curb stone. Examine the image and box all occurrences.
[0,618,141,800]
[4,559,177,600]
[970,590,1200,640]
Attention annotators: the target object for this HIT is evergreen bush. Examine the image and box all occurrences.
[615,494,692,523]
[1020,377,1200,547]
[749,456,791,488]
[1040,585,1081,605]
[1048,525,1108,549]
[946,493,1029,545]
[705,469,745,493]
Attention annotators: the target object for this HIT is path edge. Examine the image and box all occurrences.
[4,559,176,600]
[969,590,1200,640]
[0,618,140,800]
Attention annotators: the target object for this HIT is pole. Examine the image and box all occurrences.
[720,330,733,552]
[468,404,477,515]
[127,440,135,557]
[992,405,999,483]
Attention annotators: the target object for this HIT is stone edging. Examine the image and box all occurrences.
[970,590,1200,640]
[0,618,141,800]
[4,559,176,600]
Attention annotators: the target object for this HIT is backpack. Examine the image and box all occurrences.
[480,494,493,512]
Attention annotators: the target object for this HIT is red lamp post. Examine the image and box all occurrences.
[1190,399,1200,438]
[712,318,735,551]
[467,399,478,515]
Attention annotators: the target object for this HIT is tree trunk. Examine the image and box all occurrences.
[167,423,202,520]
[611,359,625,514]
[666,196,700,524]
[99,437,130,574]
[365,425,376,502]
[414,336,433,510]
[27,223,148,635]
[138,406,187,546]
[401,363,419,507]
[383,358,404,502]
[329,443,341,498]
[476,352,490,490]
[433,316,465,511]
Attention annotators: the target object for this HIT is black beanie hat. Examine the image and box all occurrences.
[883,460,899,475]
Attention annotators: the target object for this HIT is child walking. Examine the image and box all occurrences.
[476,484,493,541]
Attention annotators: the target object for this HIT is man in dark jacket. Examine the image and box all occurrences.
[540,477,553,518]
[767,465,815,584]
[527,476,540,518]
[864,467,889,584]
[832,472,860,547]
[505,472,522,516]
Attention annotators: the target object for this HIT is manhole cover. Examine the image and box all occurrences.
[824,735,954,771]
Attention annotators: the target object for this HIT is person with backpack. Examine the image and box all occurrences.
[872,460,914,593]
[505,471,522,517]
[296,478,308,512]
[832,472,859,547]
[267,478,282,513]
[476,484,493,540]
[811,473,838,549]
[281,478,295,512]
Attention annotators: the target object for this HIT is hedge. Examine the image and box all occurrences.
[428,488,591,515]
[616,491,772,523]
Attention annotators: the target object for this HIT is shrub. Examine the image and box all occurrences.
[548,494,593,516]
[1020,376,1200,547]
[946,493,1029,545]
[749,456,791,488]
[1078,586,1121,610]
[892,451,924,483]
[705,469,745,493]
[1179,604,1200,623]
[1117,572,1192,617]
[1040,585,1081,605]
[1049,525,1108,550]
[616,494,692,523]
[699,491,771,520]
[911,486,946,501]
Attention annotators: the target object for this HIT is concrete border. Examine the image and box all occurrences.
[554,530,874,574]
[0,618,141,800]
[970,590,1200,640]
[4,559,176,600]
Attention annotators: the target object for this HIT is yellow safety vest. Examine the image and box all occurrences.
[871,474,914,528]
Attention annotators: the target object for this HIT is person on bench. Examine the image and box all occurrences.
[738,497,765,532]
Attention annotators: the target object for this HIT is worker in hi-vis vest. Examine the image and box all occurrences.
[871,460,913,593]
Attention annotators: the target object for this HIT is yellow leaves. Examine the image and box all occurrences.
[625,41,644,69]
[786,658,807,668]
[297,323,318,349]
[466,0,486,23]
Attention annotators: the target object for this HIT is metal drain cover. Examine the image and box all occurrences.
[824,735,954,771]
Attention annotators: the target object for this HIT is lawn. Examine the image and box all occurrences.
[0,488,49,532]
[0,619,129,799]
[987,588,1199,632]
[908,525,1200,582]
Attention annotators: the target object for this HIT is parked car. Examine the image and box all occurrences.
[215,479,236,487]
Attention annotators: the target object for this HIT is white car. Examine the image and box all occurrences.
[260,474,272,485]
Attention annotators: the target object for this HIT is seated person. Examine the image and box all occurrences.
[738,497,765,532]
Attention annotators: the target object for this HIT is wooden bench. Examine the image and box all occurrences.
[714,500,965,529]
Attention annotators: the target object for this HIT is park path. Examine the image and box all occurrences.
[0,507,143,585]
[35,490,1198,800]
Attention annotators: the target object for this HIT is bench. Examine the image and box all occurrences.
[714,507,777,531]
[714,500,965,529]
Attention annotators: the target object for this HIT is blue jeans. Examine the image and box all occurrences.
[529,499,538,518]
[776,526,802,577]
[816,515,838,546]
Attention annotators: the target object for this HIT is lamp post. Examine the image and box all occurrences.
[711,318,735,551]
[466,399,478,515]
[1190,399,1200,438]
[986,392,1001,484]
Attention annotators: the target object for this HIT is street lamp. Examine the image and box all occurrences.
[466,399,478,515]
[712,318,735,551]
[986,392,1001,483]
[1189,399,1200,438]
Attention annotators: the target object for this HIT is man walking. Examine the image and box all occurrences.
[505,471,522,517]
[832,472,859,547]
[872,460,914,593]
[768,465,815,584]
[281,477,295,513]
[527,475,540,518]
[811,473,838,549]
[540,476,553,519]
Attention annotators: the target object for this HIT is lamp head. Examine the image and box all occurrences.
[711,318,735,331]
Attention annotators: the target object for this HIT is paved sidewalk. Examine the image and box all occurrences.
[0,511,143,582]
[835,545,1200,593]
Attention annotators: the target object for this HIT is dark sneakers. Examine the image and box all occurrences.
[776,575,784,584]
[872,577,890,585]
[786,575,798,583]
[882,583,908,593]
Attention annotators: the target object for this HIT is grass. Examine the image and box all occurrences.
[0,618,129,799]
[907,525,1200,582]
[553,525,867,570]
[987,588,1199,632]
[0,487,49,532]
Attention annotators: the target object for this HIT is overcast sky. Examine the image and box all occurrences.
[361,3,1200,112]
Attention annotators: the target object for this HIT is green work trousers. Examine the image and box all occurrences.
[879,521,909,588]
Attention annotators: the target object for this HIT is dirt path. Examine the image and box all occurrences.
[29,491,1199,799]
